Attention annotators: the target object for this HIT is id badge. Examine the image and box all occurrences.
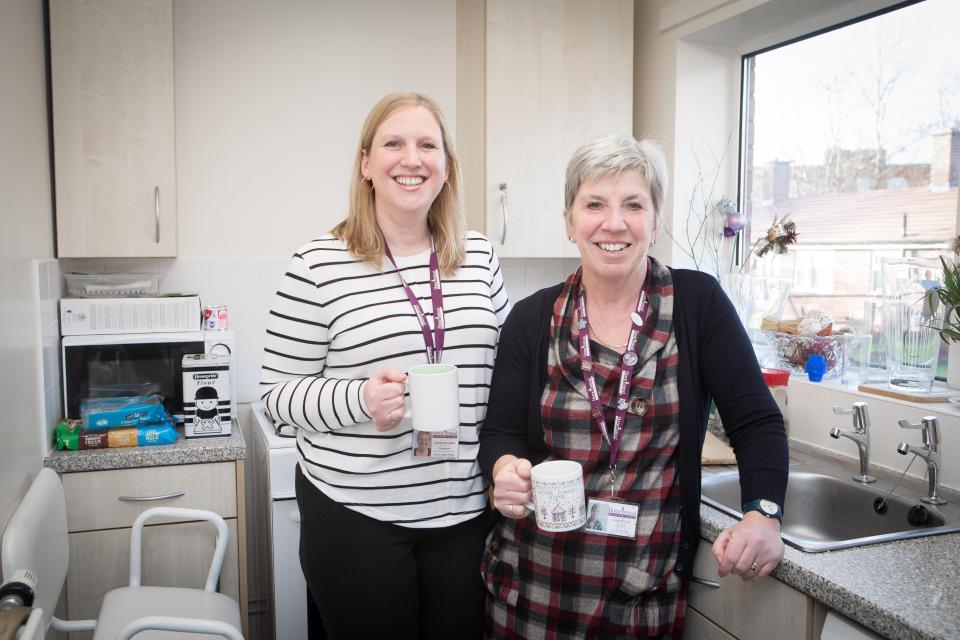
[412,429,459,459]
[584,498,639,539]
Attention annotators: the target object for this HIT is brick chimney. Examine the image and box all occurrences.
[930,129,959,189]
[771,160,791,203]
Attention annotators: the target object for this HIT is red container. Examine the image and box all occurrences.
[761,367,790,387]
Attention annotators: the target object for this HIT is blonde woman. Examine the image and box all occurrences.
[261,92,510,639]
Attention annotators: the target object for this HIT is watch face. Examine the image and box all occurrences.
[759,499,779,515]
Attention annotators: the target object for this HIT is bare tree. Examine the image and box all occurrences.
[935,69,960,132]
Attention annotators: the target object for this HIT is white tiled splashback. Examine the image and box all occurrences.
[787,377,960,493]
[57,257,578,406]
[37,258,62,456]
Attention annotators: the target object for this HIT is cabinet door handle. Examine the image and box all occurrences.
[497,183,509,245]
[690,576,720,589]
[154,186,161,243]
[289,509,301,524]
[118,490,185,502]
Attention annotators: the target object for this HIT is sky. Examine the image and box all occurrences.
[752,0,960,166]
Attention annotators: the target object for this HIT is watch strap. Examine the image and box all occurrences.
[743,498,783,522]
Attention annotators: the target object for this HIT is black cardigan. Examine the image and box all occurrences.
[478,268,789,577]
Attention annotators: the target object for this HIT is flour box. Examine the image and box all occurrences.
[182,353,232,438]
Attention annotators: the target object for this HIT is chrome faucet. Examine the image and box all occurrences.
[830,402,876,483]
[897,416,947,505]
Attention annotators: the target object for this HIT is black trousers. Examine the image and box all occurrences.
[296,465,492,640]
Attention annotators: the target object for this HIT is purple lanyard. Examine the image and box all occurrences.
[385,242,445,364]
[575,268,651,488]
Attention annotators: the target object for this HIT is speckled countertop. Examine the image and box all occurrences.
[700,441,960,640]
[45,427,245,473]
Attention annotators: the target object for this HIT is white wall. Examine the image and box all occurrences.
[0,0,54,539]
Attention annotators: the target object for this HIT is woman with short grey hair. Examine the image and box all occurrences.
[478,134,788,637]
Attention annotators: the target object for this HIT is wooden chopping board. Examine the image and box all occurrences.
[857,382,955,403]
[701,431,736,465]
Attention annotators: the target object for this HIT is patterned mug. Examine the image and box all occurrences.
[524,460,586,532]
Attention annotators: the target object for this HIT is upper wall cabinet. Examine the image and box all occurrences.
[459,0,634,258]
[50,0,177,258]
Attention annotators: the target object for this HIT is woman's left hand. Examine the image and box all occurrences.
[711,511,784,581]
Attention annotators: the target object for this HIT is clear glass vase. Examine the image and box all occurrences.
[881,257,945,392]
[720,273,792,368]
[720,273,792,333]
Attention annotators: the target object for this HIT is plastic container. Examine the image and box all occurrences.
[64,273,160,298]
[805,354,827,382]
[761,367,790,428]
[761,367,790,387]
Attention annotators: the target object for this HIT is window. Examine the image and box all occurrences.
[741,0,960,336]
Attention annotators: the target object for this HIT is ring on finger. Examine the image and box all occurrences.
[749,561,760,573]
[509,504,517,516]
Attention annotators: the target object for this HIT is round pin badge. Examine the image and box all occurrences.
[622,352,638,367]
[629,398,648,416]
[631,312,644,325]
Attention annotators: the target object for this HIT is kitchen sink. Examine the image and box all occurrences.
[701,449,960,552]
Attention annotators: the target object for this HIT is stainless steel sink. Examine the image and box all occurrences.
[701,448,960,552]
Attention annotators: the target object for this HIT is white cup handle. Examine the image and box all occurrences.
[523,501,535,513]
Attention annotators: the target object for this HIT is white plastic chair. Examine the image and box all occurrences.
[1,468,243,639]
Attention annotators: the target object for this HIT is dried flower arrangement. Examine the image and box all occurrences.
[752,216,799,259]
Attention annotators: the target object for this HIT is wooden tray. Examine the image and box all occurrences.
[857,382,955,403]
[701,431,736,465]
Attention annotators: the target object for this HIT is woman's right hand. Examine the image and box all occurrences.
[363,367,408,432]
[492,455,533,519]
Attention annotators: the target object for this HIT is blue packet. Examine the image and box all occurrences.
[80,394,172,429]
[137,422,179,446]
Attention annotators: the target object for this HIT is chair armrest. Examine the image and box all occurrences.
[51,615,97,633]
[129,507,229,591]
[116,615,242,640]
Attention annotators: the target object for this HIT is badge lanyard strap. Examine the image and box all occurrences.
[576,269,651,495]
[385,242,445,364]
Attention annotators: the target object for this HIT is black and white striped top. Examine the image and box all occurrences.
[260,231,510,528]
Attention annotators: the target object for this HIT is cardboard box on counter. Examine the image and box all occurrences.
[182,353,233,438]
[60,295,201,335]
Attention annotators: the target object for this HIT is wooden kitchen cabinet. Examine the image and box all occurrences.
[458,0,634,258]
[49,0,178,257]
[59,461,246,640]
[684,538,816,640]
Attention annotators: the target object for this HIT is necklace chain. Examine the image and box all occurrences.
[580,286,633,350]
[590,327,628,350]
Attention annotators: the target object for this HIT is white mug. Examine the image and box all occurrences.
[524,460,586,532]
[407,363,460,433]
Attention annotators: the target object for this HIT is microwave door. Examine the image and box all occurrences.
[64,341,204,421]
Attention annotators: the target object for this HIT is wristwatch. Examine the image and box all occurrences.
[743,498,782,522]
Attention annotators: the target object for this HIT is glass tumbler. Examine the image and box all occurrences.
[881,257,945,392]
[840,333,873,387]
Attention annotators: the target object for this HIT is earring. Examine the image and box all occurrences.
[650,236,657,247]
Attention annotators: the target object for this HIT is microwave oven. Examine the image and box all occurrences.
[61,330,236,423]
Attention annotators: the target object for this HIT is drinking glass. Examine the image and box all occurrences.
[840,333,873,387]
